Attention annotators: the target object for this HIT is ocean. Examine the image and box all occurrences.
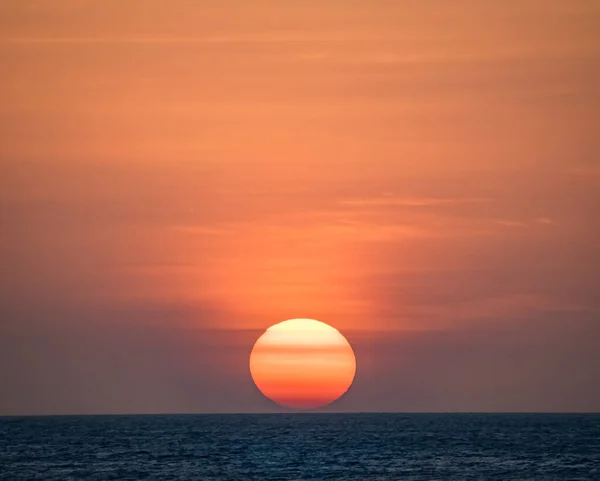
[1,413,598,480]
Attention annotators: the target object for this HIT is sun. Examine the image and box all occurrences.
[249,318,356,409]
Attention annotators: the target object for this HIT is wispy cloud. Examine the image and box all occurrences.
[495,217,555,228]
[0,34,316,45]
[339,196,492,207]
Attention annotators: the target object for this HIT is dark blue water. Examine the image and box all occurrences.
[1,414,599,480]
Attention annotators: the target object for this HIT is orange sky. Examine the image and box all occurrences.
[1,1,599,414]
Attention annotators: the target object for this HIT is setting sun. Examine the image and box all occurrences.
[249,319,356,409]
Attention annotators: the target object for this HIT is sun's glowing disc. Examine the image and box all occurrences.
[249,318,356,409]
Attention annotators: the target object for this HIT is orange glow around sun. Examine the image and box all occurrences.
[249,318,356,409]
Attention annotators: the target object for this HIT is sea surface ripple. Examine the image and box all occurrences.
[1,413,599,480]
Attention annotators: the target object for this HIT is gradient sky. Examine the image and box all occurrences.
[1,0,599,414]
